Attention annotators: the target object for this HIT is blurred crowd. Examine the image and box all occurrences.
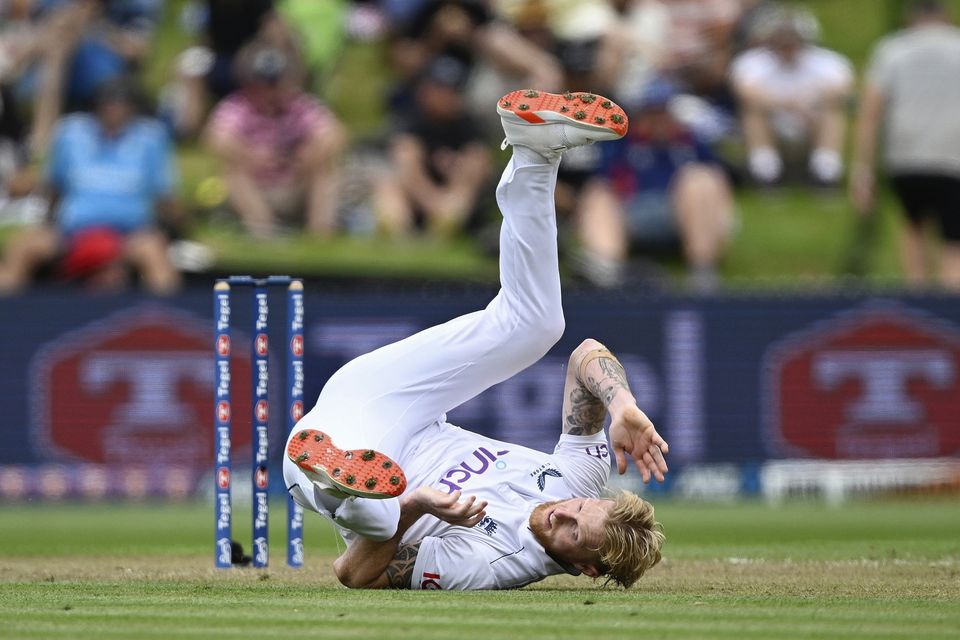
[0,0,957,294]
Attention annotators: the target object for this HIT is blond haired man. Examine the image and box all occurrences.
[284,90,668,590]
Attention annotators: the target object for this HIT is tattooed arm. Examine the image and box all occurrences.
[333,487,487,589]
[562,339,669,482]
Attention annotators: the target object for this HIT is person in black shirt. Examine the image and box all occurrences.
[374,56,491,237]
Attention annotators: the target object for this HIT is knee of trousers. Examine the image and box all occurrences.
[333,497,400,542]
[512,313,565,356]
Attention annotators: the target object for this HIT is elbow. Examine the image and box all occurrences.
[569,338,605,372]
[333,557,362,589]
[333,556,380,590]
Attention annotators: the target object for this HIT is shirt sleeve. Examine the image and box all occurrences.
[206,95,246,139]
[410,535,499,590]
[865,37,896,92]
[551,432,612,498]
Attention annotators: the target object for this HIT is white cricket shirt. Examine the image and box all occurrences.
[398,420,612,590]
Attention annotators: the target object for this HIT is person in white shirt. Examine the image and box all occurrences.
[730,6,853,185]
[283,89,669,590]
[850,0,960,290]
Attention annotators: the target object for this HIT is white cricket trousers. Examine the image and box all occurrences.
[282,146,564,539]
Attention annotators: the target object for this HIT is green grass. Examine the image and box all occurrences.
[1,499,958,639]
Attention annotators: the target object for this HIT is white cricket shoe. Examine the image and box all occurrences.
[497,90,629,161]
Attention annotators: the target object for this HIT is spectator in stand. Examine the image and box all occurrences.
[731,5,853,186]
[0,78,181,294]
[851,0,960,290]
[204,41,346,239]
[577,80,735,291]
[651,0,742,107]
[0,1,41,221]
[16,0,161,154]
[388,0,562,127]
[373,56,490,238]
[164,0,298,139]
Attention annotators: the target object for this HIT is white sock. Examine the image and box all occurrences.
[809,148,843,184]
[749,146,782,183]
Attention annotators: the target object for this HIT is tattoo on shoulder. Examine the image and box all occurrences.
[385,542,420,589]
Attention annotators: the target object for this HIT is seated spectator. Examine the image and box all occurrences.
[576,80,735,291]
[731,5,853,185]
[0,78,181,294]
[372,56,491,238]
[163,0,297,139]
[16,0,161,154]
[388,0,562,133]
[204,42,346,238]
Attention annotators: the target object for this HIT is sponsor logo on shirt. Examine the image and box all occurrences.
[585,444,609,460]
[420,571,442,590]
[474,516,499,537]
[529,464,563,492]
[437,447,510,493]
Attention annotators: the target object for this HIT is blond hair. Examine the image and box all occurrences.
[597,491,664,588]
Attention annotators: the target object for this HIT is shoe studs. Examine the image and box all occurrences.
[314,434,323,442]
[298,431,309,441]
[611,114,624,124]
[563,91,574,100]
[501,100,511,108]
[524,90,539,98]
[594,116,606,124]
[295,452,309,463]
[518,103,529,110]
[574,110,586,120]
[390,476,401,485]
[382,461,393,469]
[362,450,375,461]
[332,468,341,477]
[345,474,355,485]
[580,93,596,104]
[344,451,353,460]
[601,100,612,108]
[560,106,569,112]
[365,478,377,489]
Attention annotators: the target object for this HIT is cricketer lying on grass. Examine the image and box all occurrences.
[284,90,670,590]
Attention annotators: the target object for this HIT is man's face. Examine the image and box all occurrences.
[771,30,802,64]
[417,82,464,120]
[529,497,613,576]
[247,81,292,114]
[97,99,133,131]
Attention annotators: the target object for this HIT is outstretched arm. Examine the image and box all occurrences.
[562,339,669,482]
[333,488,487,589]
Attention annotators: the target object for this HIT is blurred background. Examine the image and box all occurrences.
[1,0,959,508]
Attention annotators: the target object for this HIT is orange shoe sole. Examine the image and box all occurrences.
[287,429,407,499]
[497,89,629,139]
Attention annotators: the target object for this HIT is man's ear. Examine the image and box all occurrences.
[576,563,602,578]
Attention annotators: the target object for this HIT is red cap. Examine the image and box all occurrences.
[61,227,123,279]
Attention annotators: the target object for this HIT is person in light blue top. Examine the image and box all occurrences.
[0,79,181,294]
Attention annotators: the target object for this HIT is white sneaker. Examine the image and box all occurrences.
[498,90,629,161]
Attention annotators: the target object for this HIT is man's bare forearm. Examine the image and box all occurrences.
[333,496,424,589]
[562,339,635,435]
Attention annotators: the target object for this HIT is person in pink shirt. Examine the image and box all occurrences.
[204,42,346,238]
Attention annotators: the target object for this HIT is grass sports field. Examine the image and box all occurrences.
[1,499,957,639]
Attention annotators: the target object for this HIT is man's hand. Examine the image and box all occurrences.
[608,404,669,482]
[405,487,487,528]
